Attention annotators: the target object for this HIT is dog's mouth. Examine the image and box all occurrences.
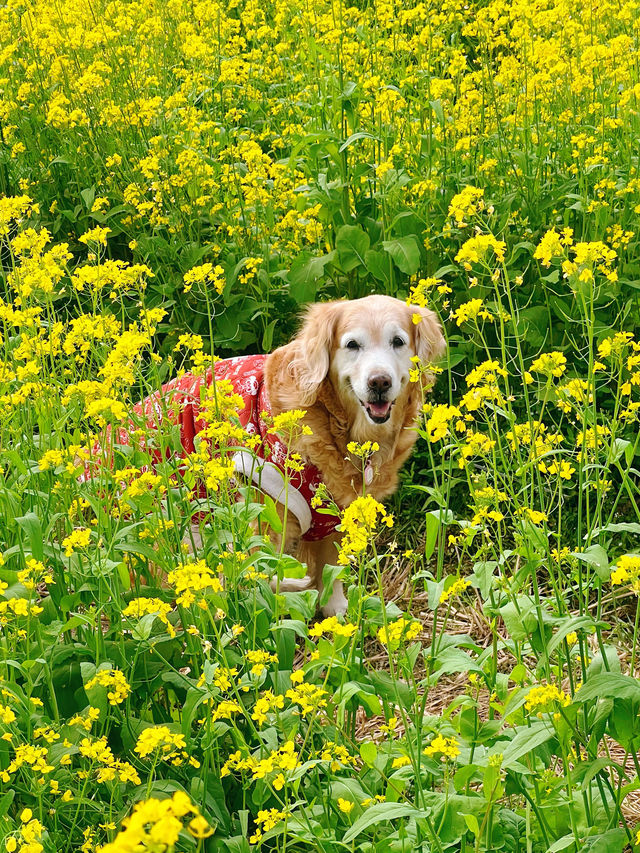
[360,398,393,424]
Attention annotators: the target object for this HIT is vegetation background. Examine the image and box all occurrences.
[1,0,640,850]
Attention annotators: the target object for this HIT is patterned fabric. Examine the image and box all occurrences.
[129,355,339,541]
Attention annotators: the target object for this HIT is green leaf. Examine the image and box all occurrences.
[318,564,348,608]
[493,720,555,768]
[15,512,44,561]
[338,131,378,152]
[430,647,483,679]
[382,236,421,275]
[181,687,208,737]
[463,813,480,837]
[281,590,318,621]
[547,834,577,852]
[336,225,370,272]
[360,741,377,766]
[590,521,640,537]
[470,560,497,600]
[546,615,596,657]
[576,672,640,702]
[80,186,95,210]
[364,249,391,283]
[262,319,277,351]
[424,511,441,561]
[259,494,283,534]
[368,670,413,709]
[582,828,627,853]
[570,545,609,580]
[342,803,428,844]
[0,789,15,818]
[499,595,540,641]
[430,100,445,123]
[288,251,335,302]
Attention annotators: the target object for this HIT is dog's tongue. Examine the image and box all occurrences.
[368,401,391,418]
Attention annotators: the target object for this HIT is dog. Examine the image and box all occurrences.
[100,295,445,615]
[261,295,445,614]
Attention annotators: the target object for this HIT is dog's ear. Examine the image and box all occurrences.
[409,304,446,365]
[288,302,341,405]
[267,302,341,408]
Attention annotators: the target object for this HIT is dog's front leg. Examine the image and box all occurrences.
[299,533,347,617]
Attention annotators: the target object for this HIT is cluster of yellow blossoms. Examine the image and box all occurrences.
[85,668,131,706]
[338,495,394,565]
[98,792,212,852]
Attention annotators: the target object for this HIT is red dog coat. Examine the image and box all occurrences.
[129,355,339,541]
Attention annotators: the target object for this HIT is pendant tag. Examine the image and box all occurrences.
[364,463,374,486]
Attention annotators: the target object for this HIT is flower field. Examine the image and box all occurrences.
[3,0,640,849]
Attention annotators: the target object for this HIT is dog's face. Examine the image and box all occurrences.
[331,302,420,424]
[287,295,446,425]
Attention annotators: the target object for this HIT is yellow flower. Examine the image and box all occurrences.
[338,798,354,814]
[424,734,460,760]
[455,234,506,268]
[183,262,226,294]
[97,792,201,852]
[347,440,379,458]
[525,682,571,715]
[61,527,91,556]
[122,597,175,638]
[452,298,493,326]
[308,616,358,638]
[338,495,393,565]
[610,554,640,593]
[529,352,567,378]
[448,186,484,225]
[377,617,421,648]
[134,726,189,763]
[85,668,131,705]
[422,404,461,442]
[167,559,223,607]
[534,229,565,266]
[188,815,214,839]
[268,409,312,439]
[78,226,111,246]
[439,578,471,604]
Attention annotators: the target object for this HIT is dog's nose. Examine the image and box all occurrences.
[368,373,392,394]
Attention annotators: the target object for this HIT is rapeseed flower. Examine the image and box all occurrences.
[424,734,460,760]
[85,669,131,705]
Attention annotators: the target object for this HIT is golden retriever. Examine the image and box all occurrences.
[261,294,445,615]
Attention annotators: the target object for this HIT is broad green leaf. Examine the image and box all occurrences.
[470,560,498,600]
[424,511,440,561]
[338,131,377,152]
[546,615,596,657]
[493,720,555,768]
[319,563,348,607]
[360,741,377,766]
[342,803,428,844]
[463,813,480,837]
[15,513,44,561]
[590,522,640,537]
[382,236,421,275]
[364,248,391,283]
[336,225,370,272]
[570,545,609,580]
[576,672,640,702]
[547,834,577,852]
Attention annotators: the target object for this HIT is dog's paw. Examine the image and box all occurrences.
[321,583,347,617]
[271,575,312,593]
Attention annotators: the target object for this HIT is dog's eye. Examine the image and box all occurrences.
[392,336,405,348]
[345,340,360,351]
